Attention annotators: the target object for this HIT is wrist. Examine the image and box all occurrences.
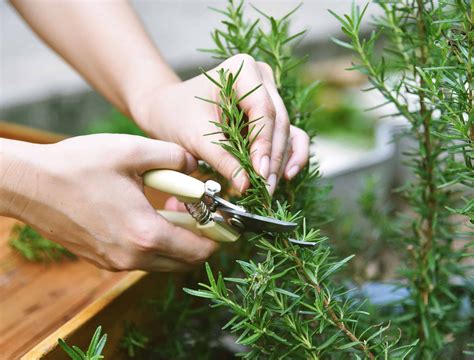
[123,55,181,134]
[0,139,41,219]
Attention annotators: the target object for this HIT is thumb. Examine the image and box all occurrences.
[129,137,197,174]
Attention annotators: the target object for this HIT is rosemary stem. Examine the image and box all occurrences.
[415,0,438,345]
[285,240,376,360]
[469,0,474,140]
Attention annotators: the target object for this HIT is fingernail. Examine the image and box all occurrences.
[286,165,300,180]
[185,153,197,173]
[267,173,277,194]
[259,155,270,179]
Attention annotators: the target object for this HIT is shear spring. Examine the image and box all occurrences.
[185,201,212,225]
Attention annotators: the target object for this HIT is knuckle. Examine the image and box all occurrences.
[129,219,158,252]
[252,99,276,120]
[301,130,310,144]
[104,261,123,272]
[276,113,290,132]
[253,137,273,152]
[292,125,308,137]
[257,61,273,76]
[230,53,255,67]
[93,260,117,272]
[215,155,236,176]
[121,138,143,160]
[113,256,137,271]
[291,126,310,146]
[272,151,285,165]
[106,251,138,271]
[188,242,216,265]
[100,263,116,271]
[168,145,187,169]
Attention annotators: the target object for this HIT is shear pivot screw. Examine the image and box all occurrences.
[204,180,221,196]
[229,216,245,230]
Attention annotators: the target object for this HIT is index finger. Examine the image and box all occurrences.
[153,214,220,265]
[222,55,276,180]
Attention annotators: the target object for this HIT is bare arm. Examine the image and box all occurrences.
[11,0,178,115]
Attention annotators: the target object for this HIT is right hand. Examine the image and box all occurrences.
[0,134,218,271]
[131,54,310,195]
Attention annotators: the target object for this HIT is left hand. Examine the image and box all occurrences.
[131,54,310,195]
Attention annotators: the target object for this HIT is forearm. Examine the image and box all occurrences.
[11,0,179,116]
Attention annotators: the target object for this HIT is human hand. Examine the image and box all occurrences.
[131,54,310,194]
[0,134,218,271]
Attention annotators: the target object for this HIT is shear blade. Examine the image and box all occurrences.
[222,207,297,233]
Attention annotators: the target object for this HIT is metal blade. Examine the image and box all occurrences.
[211,195,297,233]
[221,207,297,233]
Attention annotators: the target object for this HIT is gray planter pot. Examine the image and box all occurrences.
[313,120,407,217]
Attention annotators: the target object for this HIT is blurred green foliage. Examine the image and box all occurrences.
[85,110,145,136]
[120,322,150,358]
[309,83,376,147]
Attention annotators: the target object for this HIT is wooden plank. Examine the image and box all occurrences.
[0,219,129,359]
[23,271,151,360]
[0,121,66,143]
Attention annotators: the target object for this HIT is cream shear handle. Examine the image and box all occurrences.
[143,169,205,203]
[143,170,239,243]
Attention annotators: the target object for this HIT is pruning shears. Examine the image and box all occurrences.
[143,170,297,242]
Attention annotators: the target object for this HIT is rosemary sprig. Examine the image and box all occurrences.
[58,326,107,360]
[199,62,272,210]
[9,224,76,262]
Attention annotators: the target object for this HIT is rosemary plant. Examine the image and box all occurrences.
[187,1,415,358]
[331,1,473,357]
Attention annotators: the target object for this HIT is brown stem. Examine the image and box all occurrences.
[469,1,474,141]
[415,0,437,341]
[286,241,376,360]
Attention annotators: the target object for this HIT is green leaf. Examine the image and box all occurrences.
[86,326,102,358]
[204,262,217,290]
[238,331,262,346]
[200,68,223,89]
[183,288,215,299]
[331,36,354,50]
[337,341,362,350]
[274,288,299,298]
[58,339,82,360]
